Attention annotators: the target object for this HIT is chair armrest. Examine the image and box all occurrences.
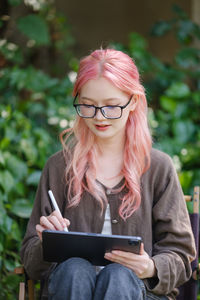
[14,266,25,275]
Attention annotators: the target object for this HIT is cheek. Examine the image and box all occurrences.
[83,119,94,131]
[83,119,90,127]
[119,112,131,127]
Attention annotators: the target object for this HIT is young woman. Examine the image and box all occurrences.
[21,49,196,300]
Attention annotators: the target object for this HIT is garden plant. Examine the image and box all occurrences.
[0,1,199,298]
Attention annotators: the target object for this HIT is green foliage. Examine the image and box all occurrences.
[0,2,200,297]
[112,5,200,198]
[0,67,74,296]
[8,0,22,5]
[0,0,75,298]
[17,14,50,46]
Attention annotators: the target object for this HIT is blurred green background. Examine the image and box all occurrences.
[0,0,200,298]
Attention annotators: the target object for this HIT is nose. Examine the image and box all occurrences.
[94,108,106,120]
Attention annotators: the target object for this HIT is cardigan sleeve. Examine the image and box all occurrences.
[144,153,196,295]
[20,151,66,280]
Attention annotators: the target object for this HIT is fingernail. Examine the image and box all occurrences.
[105,253,111,257]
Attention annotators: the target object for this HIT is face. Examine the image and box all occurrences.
[78,77,137,143]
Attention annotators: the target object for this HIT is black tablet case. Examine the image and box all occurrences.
[42,230,142,266]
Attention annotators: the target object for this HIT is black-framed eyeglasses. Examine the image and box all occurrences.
[73,94,133,119]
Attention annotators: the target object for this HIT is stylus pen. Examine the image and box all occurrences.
[48,190,68,232]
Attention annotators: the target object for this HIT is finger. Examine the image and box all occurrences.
[63,218,70,226]
[51,211,69,229]
[111,250,141,263]
[40,216,56,230]
[105,251,144,268]
[36,224,45,233]
[111,250,135,258]
[48,215,64,231]
[140,243,145,255]
[64,218,70,227]
[105,252,131,265]
[51,210,62,219]
[36,224,45,241]
[104,253,144,278]
[104,253,134,270]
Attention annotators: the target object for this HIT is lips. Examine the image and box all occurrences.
[95,124,110,131]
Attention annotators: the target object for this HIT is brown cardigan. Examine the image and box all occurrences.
[20,148,196,300]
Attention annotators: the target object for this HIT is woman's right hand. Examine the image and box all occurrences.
[36,210,70,241]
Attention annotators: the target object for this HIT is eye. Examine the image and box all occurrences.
[79,102,94,108]
[105,105,120,109]
[105,102,120,107]
[106,106,117,110]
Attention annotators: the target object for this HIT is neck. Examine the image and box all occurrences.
[96,134,125,157]
[95,135,125,187]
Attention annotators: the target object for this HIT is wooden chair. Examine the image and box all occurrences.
[15,186,200,300]
[177,186,200,300]
[14,266,35,300]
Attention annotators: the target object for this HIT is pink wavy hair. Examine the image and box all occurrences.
[60,48,152,220]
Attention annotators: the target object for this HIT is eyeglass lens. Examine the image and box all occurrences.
[76,105,122,119]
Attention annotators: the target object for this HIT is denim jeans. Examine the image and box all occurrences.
[48,258,168,300]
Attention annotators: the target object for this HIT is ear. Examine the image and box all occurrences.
[129,95,139,112]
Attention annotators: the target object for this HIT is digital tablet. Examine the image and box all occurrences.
[42,230,142,266]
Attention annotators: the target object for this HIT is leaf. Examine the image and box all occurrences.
[10,199,32,218]
[174,103,189,118]
[172,4,188,19]
[176,20,196,44]
[0,197,6,226]
[172,120,195,143]
[5,126,16,140]
[0,242,3,253]
[20,138,38,164]
[160,96,177,113]
[129,32,147,52]
[175,47,200,68]
[154,138,182,157]
[194,23,200,39]
[10,220,21,241]
[0,151,5,166]
[179,171,193,192]
[4,152,28,181]
[26,171,41,186]
[180,145,200,165]
[4,259,16,272]
[25,68,52,91]
[0,170,15,193]
[192,92,200,105]
[8,0,22,5]
[1,215,13,234]
[165,82,190,98]
[17,14,50,46]
[0,137,10,150]
[151,21,172,37]
[15,182,25,196]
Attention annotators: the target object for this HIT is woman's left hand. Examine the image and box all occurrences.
[104,243,156,279]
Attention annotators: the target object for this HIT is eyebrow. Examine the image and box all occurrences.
[80,96,122,103]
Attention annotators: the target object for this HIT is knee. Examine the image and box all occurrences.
[100,263,132,279]
[97,263,145,298]
[63,257,93,269]
[48,258,96,297]
[99,263,142,286]
[57,257,95,278]
[49,258,96,288]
